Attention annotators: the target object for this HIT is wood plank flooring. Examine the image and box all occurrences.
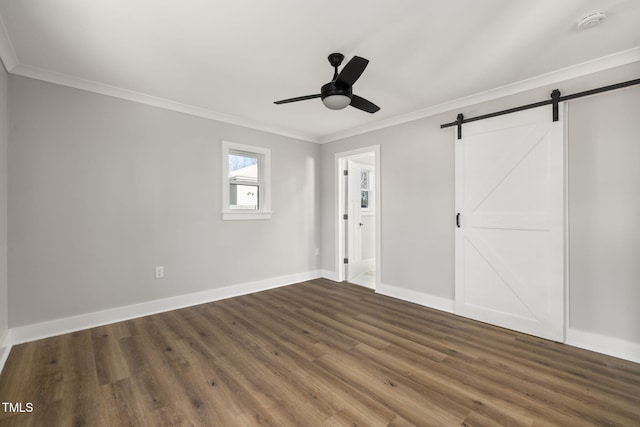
[1,279,639,426]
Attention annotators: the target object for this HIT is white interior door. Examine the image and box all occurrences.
[455,106,565,342]
[347,160,365,279]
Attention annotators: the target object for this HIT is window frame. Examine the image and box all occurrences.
[221,141,272,220]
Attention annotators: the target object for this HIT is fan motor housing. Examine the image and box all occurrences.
[321,81,352,100]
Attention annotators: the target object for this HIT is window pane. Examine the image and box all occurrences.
[229,153,258,183]
[360,171,368,190]
[361,190,369,208]
[230,184,259,210]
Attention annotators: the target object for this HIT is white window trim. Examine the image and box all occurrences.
[222,140,272,220]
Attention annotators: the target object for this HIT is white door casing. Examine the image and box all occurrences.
[455,106,565,342]
[335,146,381,288]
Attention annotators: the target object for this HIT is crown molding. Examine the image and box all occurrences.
[1,28,637,145]
[0,14,18,71]
[9,63,320,143]
[318,46,640,143]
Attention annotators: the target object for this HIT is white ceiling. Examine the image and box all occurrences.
[0,0,638,143]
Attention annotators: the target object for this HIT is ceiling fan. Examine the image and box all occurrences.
[274,53,380,113]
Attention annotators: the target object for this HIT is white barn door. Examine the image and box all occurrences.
[455,106,565,342]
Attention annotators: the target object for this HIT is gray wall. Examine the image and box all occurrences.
[320,62,640,344]
[4,59,639,348]
[8,75,321,327]
[0,62,8,348]
[568,84,640,341]
[320,112,455,298]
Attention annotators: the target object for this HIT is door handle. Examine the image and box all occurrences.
[359,222,364,227]
[456,213,460,228]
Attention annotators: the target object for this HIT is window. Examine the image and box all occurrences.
[360,170,369,208]
[360,167,374,212]
[229,152,259,210]
[222,141,271,220]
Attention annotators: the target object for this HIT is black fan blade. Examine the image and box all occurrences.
[350,95,380,113]
[336,56,369,87]
[274,94,321,104]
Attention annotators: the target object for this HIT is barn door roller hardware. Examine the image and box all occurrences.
[441,78,640,140]
[455,113,464,140]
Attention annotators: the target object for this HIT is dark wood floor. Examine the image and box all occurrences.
[1,279,639,426]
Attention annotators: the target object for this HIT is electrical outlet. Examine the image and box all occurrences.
[155,266,164,279]
[315,248,320,256]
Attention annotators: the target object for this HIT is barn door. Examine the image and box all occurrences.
[455,106,565,342]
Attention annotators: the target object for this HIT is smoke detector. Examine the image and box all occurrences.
[577,10,607,29]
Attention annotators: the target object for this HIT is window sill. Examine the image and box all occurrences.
[222,211,272,221]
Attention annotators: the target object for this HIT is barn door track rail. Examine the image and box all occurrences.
[441,78,640,140]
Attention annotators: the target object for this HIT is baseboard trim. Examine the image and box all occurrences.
[376,283,454,314]
[376,285,640,364]
[321,269,340,282]
[0,330,11,375]
[566,328,640,364]
[9,270,322,346]
[7,274,639,366]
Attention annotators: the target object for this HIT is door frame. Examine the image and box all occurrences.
[335,145,381,287]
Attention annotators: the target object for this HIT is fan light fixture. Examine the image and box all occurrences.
[322,94,351,110]
[274,53,380,114]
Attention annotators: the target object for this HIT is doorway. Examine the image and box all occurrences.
[336,146,380,289]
